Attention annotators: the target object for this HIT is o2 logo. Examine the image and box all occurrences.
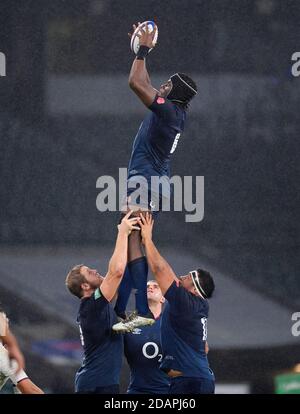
[291,52,300,77]
[291,312,300,337]
[0,52,6,77]
[142,342,162,362]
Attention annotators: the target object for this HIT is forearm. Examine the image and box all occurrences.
[17,379,44,394]
[2,331,19,353]
[129,58,151,87]
[108,230,128,275]
[3,331,24,370]
[144,238,176,282]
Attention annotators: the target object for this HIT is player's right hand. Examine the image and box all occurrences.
[139,212,154,244]
[118,210,141,235]
[128,22,157,50]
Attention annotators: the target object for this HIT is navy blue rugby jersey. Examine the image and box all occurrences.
[160,282,215,381]
[75,288,123,392]
[127,96,186,182]
[124,315,170,394]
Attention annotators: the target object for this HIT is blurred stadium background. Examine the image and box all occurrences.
[0,0,299,393]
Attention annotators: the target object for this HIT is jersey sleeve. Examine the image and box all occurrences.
[0,312,8,337]
[148,95,177,123]
[164,281,206,314]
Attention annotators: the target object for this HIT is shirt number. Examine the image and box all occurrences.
[201,317,208,341]
[78,324,85,347]
[170,133,181,154]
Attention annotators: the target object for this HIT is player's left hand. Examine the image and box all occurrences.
[118,210,141,236]
[139,212,154,244]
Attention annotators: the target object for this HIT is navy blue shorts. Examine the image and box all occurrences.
[169,377,215,394]
[122,175,171,218]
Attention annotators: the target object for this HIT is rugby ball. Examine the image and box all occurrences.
[130,21,158,55]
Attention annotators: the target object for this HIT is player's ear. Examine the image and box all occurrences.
[81,282,90,291]
[160,296,166,304]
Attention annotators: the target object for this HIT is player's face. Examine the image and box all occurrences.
[80,266,104,289]
[179,274,194,291]
[147,282,163,302]
[159,79,173,98]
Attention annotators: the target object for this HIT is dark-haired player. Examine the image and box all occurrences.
[114,23,198,332]
[139,213,215,394]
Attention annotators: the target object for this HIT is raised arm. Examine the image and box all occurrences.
[140,213,178,295]
[100,211,140,302]
[128,24,158,107]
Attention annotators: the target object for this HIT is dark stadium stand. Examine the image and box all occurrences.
[1,75,299,307]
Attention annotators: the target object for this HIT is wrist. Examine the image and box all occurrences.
[136,45,150,60]
[118,225,127,235]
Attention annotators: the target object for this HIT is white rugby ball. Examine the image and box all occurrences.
[130,21,158,55]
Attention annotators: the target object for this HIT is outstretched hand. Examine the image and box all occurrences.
[139,212,154,244]
[118,210,141,236]
[128,22,157,49]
